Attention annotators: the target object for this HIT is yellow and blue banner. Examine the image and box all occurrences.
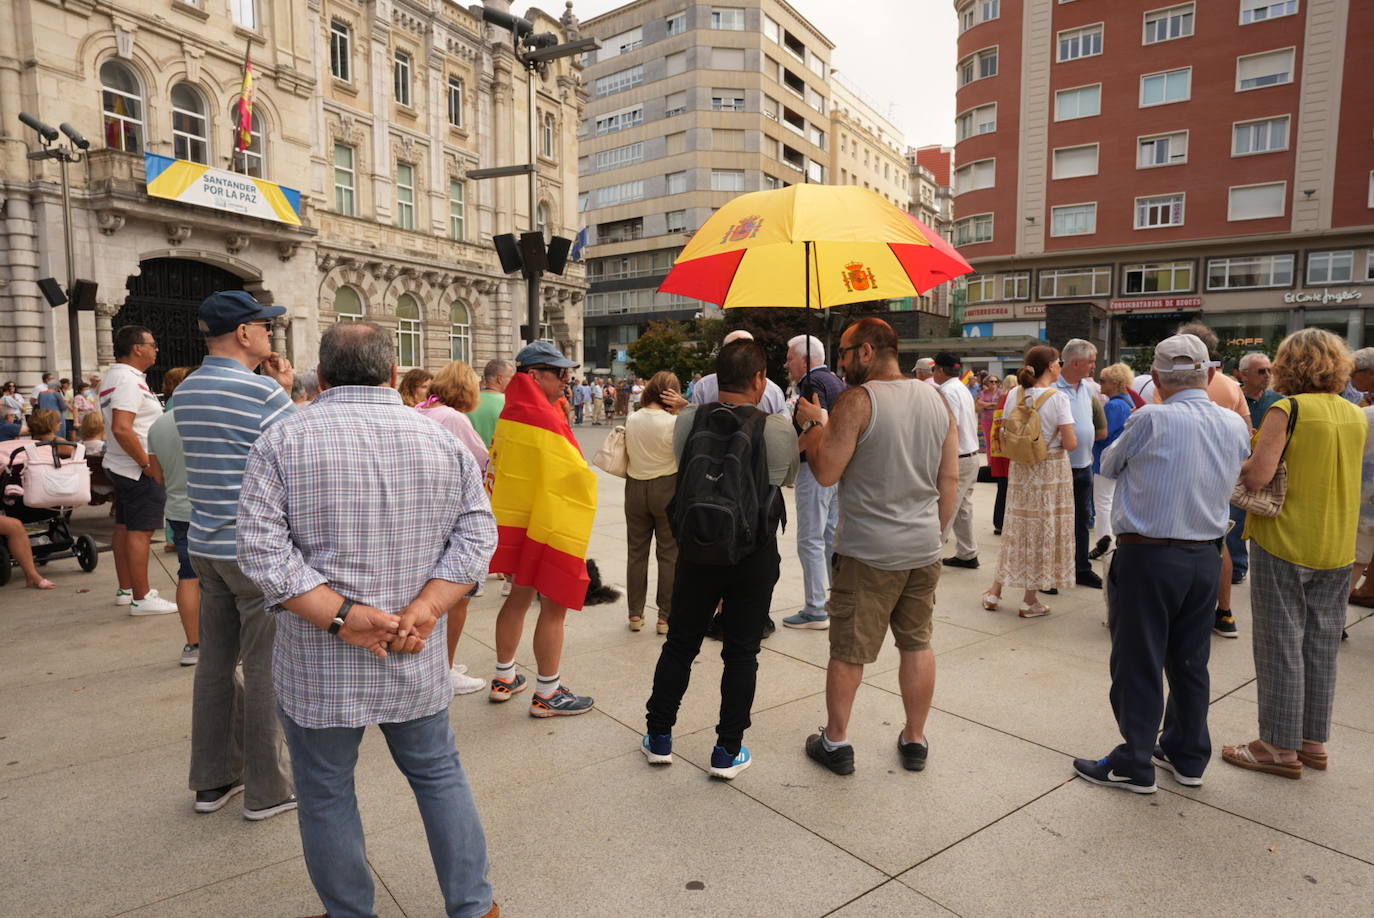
[144,153,302,226]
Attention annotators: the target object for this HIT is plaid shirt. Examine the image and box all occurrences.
[237,385,497,728]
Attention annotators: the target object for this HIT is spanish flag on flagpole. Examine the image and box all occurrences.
[486,373,598,610]
[960,368,975,386]
[235,41,254,158]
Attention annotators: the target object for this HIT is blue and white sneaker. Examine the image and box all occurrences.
[709,745,752,779]
[1072,755,1156,794]
[783,611,829,630]
[642,733,673,765]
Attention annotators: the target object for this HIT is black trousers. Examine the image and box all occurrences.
[1071,466,1094,574]
[1106,542,1220,781]
[645,542,780,753]
[992,476,1008,531]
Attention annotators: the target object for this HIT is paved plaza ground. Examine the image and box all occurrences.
[3,422,1373,917]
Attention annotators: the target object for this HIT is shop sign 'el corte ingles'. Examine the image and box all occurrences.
[1283,289,1362,305]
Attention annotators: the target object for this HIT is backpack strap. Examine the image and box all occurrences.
[1031,388,1058,410]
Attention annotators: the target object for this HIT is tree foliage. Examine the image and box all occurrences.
[627,318,724,383]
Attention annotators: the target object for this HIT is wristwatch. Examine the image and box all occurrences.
[800,419,824,433]
[328,599,355,635]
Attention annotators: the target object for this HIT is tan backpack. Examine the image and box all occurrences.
[999,388,1058,465]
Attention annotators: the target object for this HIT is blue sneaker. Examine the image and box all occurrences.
[641,733,673,765]
[529,685,595,717]
[1072,755,1156,794]
[709,745,752,779]
[783,611,829,630]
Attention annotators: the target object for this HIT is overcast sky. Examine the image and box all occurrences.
[558,0,959,148]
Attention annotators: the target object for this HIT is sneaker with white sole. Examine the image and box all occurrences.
[1072,755,1156,794]
[782,611,829,630]
[193,782,244,813]
[641,733,673,765]
[529,685,595,717]
[1151,745,1203,787]
[115,588,133,606]
[244,795,298,822]
[451,666,487,695]
[129,589,178,616]
[179,643,199,666]
[709,745,752,779]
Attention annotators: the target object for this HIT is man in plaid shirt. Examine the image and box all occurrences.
[238,322,500,918]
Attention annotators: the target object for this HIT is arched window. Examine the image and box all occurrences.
[449,302,471,362]
[396,294,422,368]
[541,111,556,158]
[334,285,363,323]
[100,60,144,153]
[229,103,266,177]
[171,83,209,164]
[536,203,550,242]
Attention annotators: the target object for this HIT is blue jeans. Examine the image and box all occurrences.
[280,707,493,918]
[795,461,839,618]
[1227,504,1248,579]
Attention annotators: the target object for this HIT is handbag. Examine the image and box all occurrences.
[19,441,91,508]
[1231,397,1297,518]
[592,425,628,478]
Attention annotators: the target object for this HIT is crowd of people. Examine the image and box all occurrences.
[5,291,1374,917]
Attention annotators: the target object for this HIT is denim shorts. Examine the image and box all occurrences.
[168,519,196,581]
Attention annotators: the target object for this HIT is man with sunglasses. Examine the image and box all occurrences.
[175,291,298,822]
[488,341,596,717]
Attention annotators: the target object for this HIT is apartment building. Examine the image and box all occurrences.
[830,78,908,206]
[578,0,834,372]
[952,0,1374,364]
[0,0,586,384]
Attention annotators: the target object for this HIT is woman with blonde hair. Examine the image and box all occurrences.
[1088,363,1137,559]
[1223,328,1366,779]
[981,346,1078,617]
[397,367,434,407]
[624,370,684,632]
[414,360,490,694]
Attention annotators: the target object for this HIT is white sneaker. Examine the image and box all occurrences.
[115,588,133,606]
[452,666,487,695]
[129,589,178,616]
[500,579,512,597]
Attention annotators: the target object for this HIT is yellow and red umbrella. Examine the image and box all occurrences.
[659,184,973,310]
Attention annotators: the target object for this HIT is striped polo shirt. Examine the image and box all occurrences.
[174,356,296,559]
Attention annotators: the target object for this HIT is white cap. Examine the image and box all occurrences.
[1151,333,1215,372]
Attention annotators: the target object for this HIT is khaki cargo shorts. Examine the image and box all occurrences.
[827,555,941,664]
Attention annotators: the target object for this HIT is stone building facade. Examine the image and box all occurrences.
[0,0,587,389]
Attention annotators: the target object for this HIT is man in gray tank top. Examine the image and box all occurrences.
[795,318,960,775]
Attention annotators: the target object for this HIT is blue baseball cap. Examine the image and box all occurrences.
[198,290,287,337]
[515,340,578,369]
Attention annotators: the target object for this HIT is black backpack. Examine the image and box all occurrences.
[669,403,785,566]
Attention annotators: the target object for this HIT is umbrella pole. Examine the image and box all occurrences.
[804,240,813,377]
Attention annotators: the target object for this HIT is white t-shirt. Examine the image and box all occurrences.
[938,377,980,454]
[1007,385,1075,450]
[100,362,163,479]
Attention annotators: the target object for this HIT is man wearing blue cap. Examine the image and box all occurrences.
[175,290,299,821]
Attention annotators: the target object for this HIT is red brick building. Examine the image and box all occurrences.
[952,0,1374,369]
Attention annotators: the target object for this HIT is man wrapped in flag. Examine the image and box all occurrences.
[486,341,599,717]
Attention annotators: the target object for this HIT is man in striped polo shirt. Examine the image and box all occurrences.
[175,290,298,821]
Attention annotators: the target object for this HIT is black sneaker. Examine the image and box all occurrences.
[805,730,855,775]
[1076,570,1103,589]
[1151,744,1203,787]
[1072,756,1156,794]
[1232,572,1247,585]
[1213,611,1239,638]
[942,555,979,569]
[1088,536,1111,560]
[194,782,245,813]
[898,735,928,772]
[761,616,776,639]
[1039,588,1059,596]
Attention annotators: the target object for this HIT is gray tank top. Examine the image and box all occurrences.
[834,377,949,570]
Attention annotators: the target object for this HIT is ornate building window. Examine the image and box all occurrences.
[334,143,356,215]
[449,303,471,362]
[100,60,144,153]
[171,83,209,164]
[330,20,352,82]
[396,294,422,367]
[334,285,363,322]
[229,105,265,177]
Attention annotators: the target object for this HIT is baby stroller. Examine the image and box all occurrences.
[0,440,99,586]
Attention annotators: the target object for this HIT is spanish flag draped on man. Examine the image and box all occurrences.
[486,343,598,611]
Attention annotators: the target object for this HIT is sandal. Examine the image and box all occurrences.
[1018,602,1050,618]
[26,578,57,590]
[628,617,644,632]
[1221,739,1302,780]
[1298,741,1328,771]
[656,620,669,635]
[981,592,1000,611]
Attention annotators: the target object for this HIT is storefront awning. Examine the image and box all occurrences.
[898,335,1043,359]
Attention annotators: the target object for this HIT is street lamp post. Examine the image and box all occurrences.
[19,112,91,385]
[471,5,597,346]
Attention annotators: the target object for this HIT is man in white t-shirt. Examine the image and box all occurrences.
[932,352,981,569]
[101,325,178,615]
[690,330,789,415]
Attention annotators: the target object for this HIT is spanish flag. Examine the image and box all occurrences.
[486,372,598,610]
[236,44,254,155]
[960,368,975,386]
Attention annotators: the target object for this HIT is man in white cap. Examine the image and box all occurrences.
[912,357,939,388]
[1072,333,1250,794]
